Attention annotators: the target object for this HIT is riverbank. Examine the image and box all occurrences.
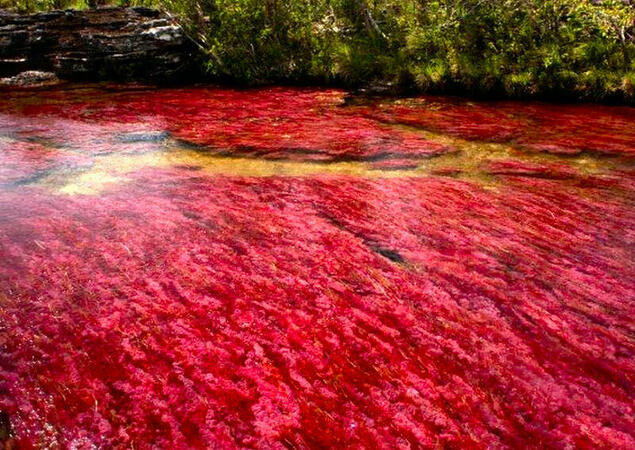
[1,3,634,103]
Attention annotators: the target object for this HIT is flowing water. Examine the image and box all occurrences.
[0,84,634,448]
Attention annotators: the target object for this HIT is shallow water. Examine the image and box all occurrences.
[0,84,633,448]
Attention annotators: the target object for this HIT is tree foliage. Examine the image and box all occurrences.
[1,0,633,100]
[161,0,634,99]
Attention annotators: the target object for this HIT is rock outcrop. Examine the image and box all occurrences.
[0,7,198,82]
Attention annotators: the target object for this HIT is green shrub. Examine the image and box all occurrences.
[1,0,633,101]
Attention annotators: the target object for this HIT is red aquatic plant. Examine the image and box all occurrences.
[0,85,633,449]
[0,88,449,162]
[355,97,635,156]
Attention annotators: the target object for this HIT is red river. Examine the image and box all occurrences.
[0,84,633,448]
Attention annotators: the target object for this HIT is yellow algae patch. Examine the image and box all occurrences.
[42,127,621,196]
[57,171,122,195]
[48,148,446,195]
[387,123,620,176]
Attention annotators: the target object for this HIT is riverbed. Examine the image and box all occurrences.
[0,84,633,448]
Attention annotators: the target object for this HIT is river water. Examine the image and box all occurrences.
[0,84,633,447]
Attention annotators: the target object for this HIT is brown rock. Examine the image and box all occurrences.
[0,7,198,82]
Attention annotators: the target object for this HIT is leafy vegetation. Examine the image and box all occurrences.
[0,0,152,11]
[2,0,634,101]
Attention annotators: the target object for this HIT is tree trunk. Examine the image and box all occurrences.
[355,0,387,39]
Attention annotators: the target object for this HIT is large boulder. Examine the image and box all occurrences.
[0,7,199,82]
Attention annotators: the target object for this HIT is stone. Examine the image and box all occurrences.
[116,131,171,143]
[0,411,12,442]
[0,70,60,87]
[0,7,198,82]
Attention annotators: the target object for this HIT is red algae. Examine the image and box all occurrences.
[0,87,448,162]
[355,97,635,156]
[0,138,92,186]
[0,85,634,449]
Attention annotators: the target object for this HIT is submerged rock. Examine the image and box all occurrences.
[0,411,13,443]
[0,7,198,82]
[116,131,171,143]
